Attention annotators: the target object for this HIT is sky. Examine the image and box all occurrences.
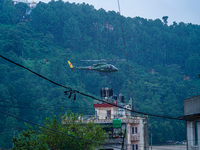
[33,0,200,25]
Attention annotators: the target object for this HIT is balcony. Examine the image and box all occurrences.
[121,118,140,124]
[81,115,141,124]
[131,134,140,141]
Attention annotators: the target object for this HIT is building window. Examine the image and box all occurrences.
[136,144,138,150]
[132,127,138,134]
[107,110,111,118]
[135,127,138,134]
[95,111,97,119]
[193,122,198,146]
[132,144,138,150]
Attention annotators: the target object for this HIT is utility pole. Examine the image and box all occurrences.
[121,129,126,150]
[151,131,153,150]
[12,130,16,148]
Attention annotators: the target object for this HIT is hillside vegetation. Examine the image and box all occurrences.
[0,0,200,148]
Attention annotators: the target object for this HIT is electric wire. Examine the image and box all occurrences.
[0,111,123,150]
[0,6,193,149]
[0,103,94,110]
[0,99,94,114]
[75,90,186,121]
[0,110,105,145]
[0,55,72,91]
[0,99,94,110]
[0,54,191,121]
[1,107,190,147]
[0,105,93,114]
[0,106,94,118]
[0,128,23,132]
[0,106,191,148]
[0,110,123,150]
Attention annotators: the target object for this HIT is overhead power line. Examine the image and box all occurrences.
[0,104,93,113]
[0,101,94,110]
[0,110,122,150]
[0,110,100,144]
[0,128,23,132]
[74,90,186,121]
[0,55,72,91]
[0,54,187,121]
[0,99,94,110]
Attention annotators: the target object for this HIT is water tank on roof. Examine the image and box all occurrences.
[109,89,113,97]
[100,88,113,97]
[100,88,106,97]
[112,95,117,100]
[119,94,125,103]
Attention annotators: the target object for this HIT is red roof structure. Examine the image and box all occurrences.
[93,103,116,108]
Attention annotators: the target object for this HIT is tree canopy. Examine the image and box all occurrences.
[0,0,200,148]
[12,112,106,150]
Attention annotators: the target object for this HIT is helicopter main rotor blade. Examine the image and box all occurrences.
[80,59,126,62]
[80,60,100,62]
[105,59,126,61]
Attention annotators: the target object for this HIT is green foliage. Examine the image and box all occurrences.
[185,54,200,77]
[12,113,105,150]
[162,16,168,24]
[0,0,29,24]
[0,0,200,148]
[12,129,49,150]
[14,2,29,19]
[0,0,16,24]
[62,111,105,149]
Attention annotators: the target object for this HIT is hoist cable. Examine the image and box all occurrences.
[117,0,135,109]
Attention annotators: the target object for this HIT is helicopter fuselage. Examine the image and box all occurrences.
[75,63,118,73]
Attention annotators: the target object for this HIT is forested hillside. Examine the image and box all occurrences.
[0,0,200,148]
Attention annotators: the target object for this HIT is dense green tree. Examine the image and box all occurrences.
[14,2,30,23]
[1,0,200,148]
[12,113,105,150]
[0,0,16,24]
[185,54,200,77]
[162,16,168,24]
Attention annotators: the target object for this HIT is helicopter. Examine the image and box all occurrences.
[68,59,125,74]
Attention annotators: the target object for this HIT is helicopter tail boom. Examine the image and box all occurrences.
[68,61,74,71]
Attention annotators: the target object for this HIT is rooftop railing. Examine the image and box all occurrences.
[81,114,142,124]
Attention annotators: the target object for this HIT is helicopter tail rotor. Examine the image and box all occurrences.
[68,61,74,71]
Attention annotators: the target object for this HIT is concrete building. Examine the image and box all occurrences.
[181,95,200,150]
[63,88,149,150]
[83,99,149,150]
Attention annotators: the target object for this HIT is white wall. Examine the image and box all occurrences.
[187,121,200,150]
[95,107,117,119]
